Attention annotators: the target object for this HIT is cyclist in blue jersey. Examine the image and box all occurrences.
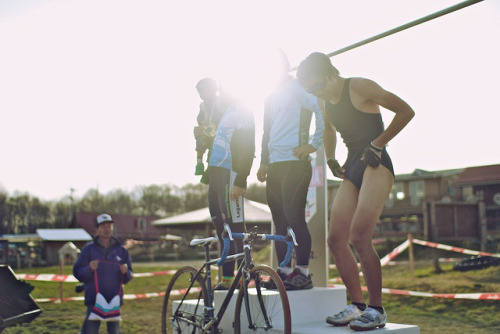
[257,50,324,290]
[297,52,414,331]
[208,96,255,289]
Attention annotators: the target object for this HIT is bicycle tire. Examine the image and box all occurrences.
[161,266,209,334]
[233,264,291,334]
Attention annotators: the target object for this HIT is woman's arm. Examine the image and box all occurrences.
[352,78,415,148]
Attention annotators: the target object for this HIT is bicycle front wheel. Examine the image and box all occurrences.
[161,266,208,334]
[234,265,291,334]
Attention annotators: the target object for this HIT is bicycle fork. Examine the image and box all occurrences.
[241,246,273,331]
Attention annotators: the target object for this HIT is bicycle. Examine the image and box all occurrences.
[161,224,297,333]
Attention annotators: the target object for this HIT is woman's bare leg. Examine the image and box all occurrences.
[328,180,364,303]
[350,166,394,306]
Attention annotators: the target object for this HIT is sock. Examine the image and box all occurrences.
[368,305,384,314]
[221,276,233,285]
[352,302,366,311]
[279,266,293,276]
[295,265,309,276]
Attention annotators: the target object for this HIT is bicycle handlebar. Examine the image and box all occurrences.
[217,232,294,268]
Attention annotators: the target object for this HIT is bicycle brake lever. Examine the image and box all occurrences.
[287,227,298,246]
[223,223,234,241]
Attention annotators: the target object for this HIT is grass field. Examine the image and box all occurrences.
[2,248,499,334]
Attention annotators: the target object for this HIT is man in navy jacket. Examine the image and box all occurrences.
[74,213,133,334]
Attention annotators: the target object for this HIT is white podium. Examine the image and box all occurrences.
[174,287,419,333]
[211,285,419,333]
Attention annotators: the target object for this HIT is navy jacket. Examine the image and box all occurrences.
[73,237,133,306]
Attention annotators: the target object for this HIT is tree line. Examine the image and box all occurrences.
[0,183,266,235]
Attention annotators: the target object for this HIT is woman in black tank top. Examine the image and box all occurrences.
[297,52,415,331]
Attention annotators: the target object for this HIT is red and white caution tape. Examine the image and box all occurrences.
[123,291,166,300]
[379,239,410,267]
[36,296,84,302]
[36,283,500,303]
[328,258,464,269]
[17,269,179,282]
[35,287,202,303]
[328,284,500,300]
[132,270,177,277]
[326,238,500,299]
[412,239,500,258]
[326,237,497,272]
[25,238,500,303]
[16,273,79,282]
[328,239,411,273]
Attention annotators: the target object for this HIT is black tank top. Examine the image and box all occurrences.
[325,78,384,151]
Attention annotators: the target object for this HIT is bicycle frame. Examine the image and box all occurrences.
[203,246,246,332]
[168,225,295,333]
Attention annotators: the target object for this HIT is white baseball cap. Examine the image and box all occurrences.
[96,213,114,225]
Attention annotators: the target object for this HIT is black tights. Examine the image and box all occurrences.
[266,161,312,267]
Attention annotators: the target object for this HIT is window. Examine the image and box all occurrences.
[386,183,404,208]
[447,179,456,196]
[385,193,394,208]
[462,186,474,202]
[393,182,405,200]
[409,180,425,198]
[136,218,146,230]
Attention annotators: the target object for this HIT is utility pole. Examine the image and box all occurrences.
[69,187,75,227]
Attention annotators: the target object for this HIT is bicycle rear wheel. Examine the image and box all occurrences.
[234,264,291,334]
[161,266,208,334]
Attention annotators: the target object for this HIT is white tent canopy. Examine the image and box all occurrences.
[162,234,183,241]
[152,199,271,227]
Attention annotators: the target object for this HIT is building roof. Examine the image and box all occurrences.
[74,212,162,240]
[0,234,40,243]
[395,168,464,181]
[153,199,271,226]
[455,164,500,186]
[327,168,465,186]
[36,228,92,241]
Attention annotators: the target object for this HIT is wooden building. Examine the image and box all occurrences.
[73,212,165,241]
[327,163,500,247]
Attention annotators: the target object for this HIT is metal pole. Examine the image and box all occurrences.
[59,257,64,303]
[291,0,484,70]
[408,233,415,280]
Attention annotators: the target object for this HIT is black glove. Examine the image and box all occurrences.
[327,158,343,178]
[363,142,383,167]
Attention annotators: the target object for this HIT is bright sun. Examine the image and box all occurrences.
[211,45,288,110]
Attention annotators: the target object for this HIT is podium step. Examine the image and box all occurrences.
[278,287,419,333]
[213,286,346,332]
[286,286,347,325]
[292,322,420,334]
[174,286,419,333]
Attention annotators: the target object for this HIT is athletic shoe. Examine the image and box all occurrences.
[195,162,205,175]
[326,304,363,326]
[262,269,288,289]
[349,307,387,331]
[283,268,313,290]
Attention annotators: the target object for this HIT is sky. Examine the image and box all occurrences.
[0,0,499,201]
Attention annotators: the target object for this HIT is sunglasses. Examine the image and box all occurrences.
[305,79,327,94]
